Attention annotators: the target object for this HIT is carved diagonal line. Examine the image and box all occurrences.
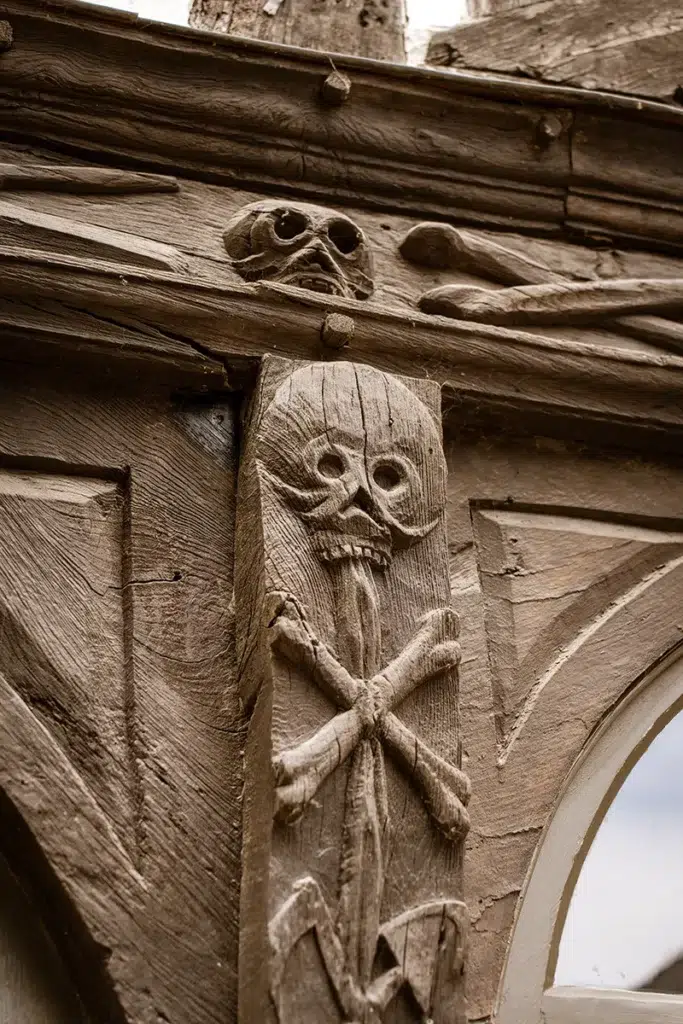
[0,667,139,882]
[381,713,471,841]
[269,876,363,1020]
[499,552,683,766]
[0,598,137,861]
[274,707,364,823]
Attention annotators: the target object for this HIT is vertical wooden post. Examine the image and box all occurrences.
[189,0,406,63]
[235,356,470,1024]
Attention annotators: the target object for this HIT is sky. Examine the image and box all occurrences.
[556,711,683,990]
[78,0,683,999]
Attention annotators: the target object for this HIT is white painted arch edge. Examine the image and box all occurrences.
[495,647,683,1024]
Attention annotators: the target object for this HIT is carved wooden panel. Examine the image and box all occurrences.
[236,357,470,1024]
[0,470,134,844]
[0,366,239,1024]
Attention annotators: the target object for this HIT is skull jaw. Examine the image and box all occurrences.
[234,245,372,299]
[272,246,354,297]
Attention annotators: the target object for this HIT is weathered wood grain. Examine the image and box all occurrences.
[0,201,189,272]
[466,0,540,14]
[543,986,683,1024]
[190,0,406,62]
[1,0,683,248]
[428,0,683,103]
[442,429,683,1020]
[1,247,683,432]
[0,298,228,387]
[419,278,683,330]
[402,223,683,353]
[0,163,178,194]
[0,471,137,850]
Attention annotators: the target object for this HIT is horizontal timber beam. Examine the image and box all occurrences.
[0,0,682,251]
[0,248,682,429]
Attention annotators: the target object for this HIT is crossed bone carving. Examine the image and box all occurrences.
[268,593,471,843]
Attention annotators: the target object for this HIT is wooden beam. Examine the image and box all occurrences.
[1,247,682,429]
[428,0,683,103]
[1,1,682,251]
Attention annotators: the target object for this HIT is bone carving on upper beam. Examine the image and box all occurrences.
[420,279,683,326]
[403,222,683,354]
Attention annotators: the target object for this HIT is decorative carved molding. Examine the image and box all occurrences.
[236,357,470,1024]
[2,0,683,250]
[0,201,188,272]
[401,222,683,354]
[223,201,374,299]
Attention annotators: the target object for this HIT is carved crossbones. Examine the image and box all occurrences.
[268,592,471,842]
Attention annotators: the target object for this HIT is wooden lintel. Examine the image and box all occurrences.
[0,248,681,427]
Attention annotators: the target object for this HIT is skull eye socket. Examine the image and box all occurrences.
[317,452,345,479]
[373,462,403,491]
[327,219,362,255]
[273,209,310,240]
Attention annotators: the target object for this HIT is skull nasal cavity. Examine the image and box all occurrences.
[352,485,377,514]
[327,219,361,254]
[274,209,310,239]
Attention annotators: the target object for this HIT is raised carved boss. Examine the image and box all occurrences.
[236,357,470,1024]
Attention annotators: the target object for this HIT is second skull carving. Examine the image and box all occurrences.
[222,200,374,299]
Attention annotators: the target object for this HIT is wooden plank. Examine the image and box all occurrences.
[0,368,241,1023]
[0,200,189,271]
[0,297,229,387]
[428,0,683,103]
[440,437,683,1020]
[467,0,541,13]
[543,987,683,1024]
[0,163,178,194]
[0,248,682,429]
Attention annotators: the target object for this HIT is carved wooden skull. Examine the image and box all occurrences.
[223,201,374,299]
[259,362,445,569]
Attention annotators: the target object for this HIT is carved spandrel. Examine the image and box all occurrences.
[236,357,470,1024]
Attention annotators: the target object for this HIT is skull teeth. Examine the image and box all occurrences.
[311,530,392,569]
[315,541,390,569]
